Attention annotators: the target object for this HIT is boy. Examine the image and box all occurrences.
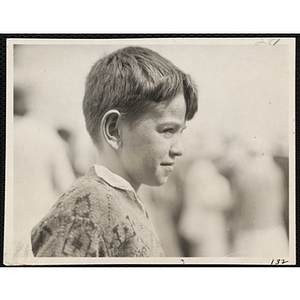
[31,46,198,257]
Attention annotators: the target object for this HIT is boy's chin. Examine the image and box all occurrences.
[146,176,169,187]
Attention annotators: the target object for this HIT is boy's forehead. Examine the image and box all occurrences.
[145,94,187,121]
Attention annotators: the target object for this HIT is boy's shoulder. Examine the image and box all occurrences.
[60,170,114,204]
[30,169,127,256]
[30,166,163,257]
[35,167,124,224]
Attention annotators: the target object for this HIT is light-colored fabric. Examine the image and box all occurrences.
[13,116,76,259]
[91,165,134,192]
[31,165,164,257]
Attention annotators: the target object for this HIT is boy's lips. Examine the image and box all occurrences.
[161,162,175,166]
[161,162,175,172]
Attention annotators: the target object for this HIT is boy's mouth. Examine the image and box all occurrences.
[161,162,175,166]
[161,162,175,172]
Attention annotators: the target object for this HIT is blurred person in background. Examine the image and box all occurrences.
[178,157,232,257]
[71,127,98,177]
[215,135,289,257]
[57,127,98,178]
[57,127,73,162]
[271,136,289,239]
[176,131,233,257]
[13,86,76,258]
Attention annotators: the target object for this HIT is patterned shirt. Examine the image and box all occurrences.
[31,165,164,257]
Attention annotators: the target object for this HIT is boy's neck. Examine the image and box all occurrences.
[97,150,140,192]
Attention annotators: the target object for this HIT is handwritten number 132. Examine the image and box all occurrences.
[271,259,289,265]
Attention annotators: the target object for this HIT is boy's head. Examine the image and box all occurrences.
[83,46,198,145]
[83,46,198,190]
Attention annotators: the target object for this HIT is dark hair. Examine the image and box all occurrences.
[83,46,198,145]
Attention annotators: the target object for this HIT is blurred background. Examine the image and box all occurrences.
[12,40,291,258]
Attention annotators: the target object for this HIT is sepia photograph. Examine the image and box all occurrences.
[4,37,296,265]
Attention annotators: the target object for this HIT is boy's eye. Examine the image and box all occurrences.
[163,128,174,136]
[158,123,186,137]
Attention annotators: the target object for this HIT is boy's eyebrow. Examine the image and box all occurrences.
[157,122,186,130]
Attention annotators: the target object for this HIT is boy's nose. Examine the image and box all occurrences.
[170,139,183,157]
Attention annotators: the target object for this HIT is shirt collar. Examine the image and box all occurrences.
[87,164,136,193]
[87,164,149,218]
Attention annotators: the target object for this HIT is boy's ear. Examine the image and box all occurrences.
[101,110,122,150]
